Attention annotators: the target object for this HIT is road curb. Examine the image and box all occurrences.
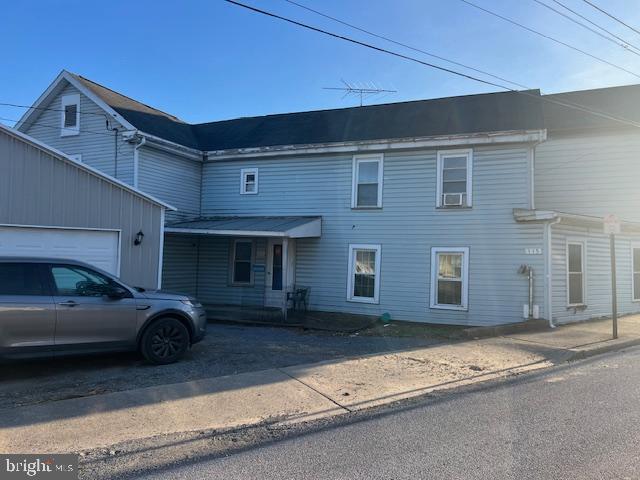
[565,337,640,362]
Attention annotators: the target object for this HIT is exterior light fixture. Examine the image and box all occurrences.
[134,230,144,246]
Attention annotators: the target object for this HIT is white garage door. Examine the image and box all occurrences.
[0,226,120,275]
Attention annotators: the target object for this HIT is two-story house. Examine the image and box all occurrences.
[11,70,640,327]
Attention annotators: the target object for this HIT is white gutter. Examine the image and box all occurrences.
[206,129,548,161]
[132,135,146,188]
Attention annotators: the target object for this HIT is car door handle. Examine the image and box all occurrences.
[58,300,78,307]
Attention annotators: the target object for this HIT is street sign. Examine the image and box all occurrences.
[604,213,621,235]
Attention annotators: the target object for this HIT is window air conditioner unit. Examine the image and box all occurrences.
[443,193,464,206]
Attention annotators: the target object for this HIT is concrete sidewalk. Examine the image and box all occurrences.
[2,315,639,454]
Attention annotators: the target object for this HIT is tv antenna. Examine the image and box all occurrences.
[323,79,397,106]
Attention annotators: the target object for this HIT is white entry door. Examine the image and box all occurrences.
[0,226,120,275]
[265,238,284,307]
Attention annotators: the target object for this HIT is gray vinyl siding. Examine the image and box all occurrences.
[0,128,162,289]
[201,145,546,326]
[22,82,135,185]
[550,224,640,324]
[535,131,640,222]
[162,235,267,306]
[138,146,202,222]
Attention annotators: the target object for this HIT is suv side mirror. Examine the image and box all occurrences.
[106,286,128,300]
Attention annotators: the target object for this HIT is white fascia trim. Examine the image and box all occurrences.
[124,130,203,161]
[206,129,548,161]
[0,123,176,211]
[16,70,136,132]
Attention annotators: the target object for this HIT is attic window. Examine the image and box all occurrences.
[61,94,80,136]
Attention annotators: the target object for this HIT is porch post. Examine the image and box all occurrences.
[282,237,289,320]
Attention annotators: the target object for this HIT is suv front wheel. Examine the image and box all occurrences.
[140,318,190,364]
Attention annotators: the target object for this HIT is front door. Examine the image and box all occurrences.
[265,239,284,307]
[48,264,137,349]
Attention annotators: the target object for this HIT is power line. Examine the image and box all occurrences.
[0,116,119,138]
[550,0,640,54]
[0,101,113,119]
[284,0,531,90]
[581,0,640,37]
[225,0,640,129]
[532,0,640,57]
[459,0,640,80]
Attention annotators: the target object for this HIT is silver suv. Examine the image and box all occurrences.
[0,258,207,364]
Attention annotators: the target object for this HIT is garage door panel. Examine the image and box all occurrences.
[0,226,120,275]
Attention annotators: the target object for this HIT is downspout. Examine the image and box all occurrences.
[133,134,146,189]
[544,217,561,328]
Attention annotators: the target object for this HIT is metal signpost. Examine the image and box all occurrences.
[604,214,621,339]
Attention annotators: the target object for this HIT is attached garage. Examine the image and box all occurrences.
[0,124,174,288]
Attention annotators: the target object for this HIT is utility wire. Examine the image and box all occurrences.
[581,0,640,37]
[225,0,640,129]
[0,101,114,119]
[284,0,531,90]
[0,116,119,138]
[532,0,640,56]
[459,0,640,80]
[550,0,640,53]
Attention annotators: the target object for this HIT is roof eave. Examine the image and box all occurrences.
[205,129,548,160]
[15,70,137,132]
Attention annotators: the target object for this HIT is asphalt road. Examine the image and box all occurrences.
[139,346,640,480]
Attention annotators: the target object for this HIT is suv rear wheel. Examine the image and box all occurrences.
[140,318,190,364]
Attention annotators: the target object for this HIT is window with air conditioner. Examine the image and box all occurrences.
[60,94,80,137]
[436,149,473,208]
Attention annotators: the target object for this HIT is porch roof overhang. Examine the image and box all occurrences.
[513,208,640,233]
[165,216,322,238]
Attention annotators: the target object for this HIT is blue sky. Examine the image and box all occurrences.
[3,0,640,125]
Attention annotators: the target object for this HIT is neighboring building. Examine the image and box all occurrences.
[12,70,640,326]
[0,123,173,289]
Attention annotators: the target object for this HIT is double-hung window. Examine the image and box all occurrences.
[240,168,258,195]
[436,149,472,208]
[567,241,585,306]
[352,154,383,208]
[633,246,640,301]
[347,244,381,303]
[231,239,254,285]
[61,94,80,137]
[430,247,469,310]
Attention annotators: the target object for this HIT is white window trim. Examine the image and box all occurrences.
[436,149,473,208]
[60,93,80,137]
[68,154,82,163]
[430,246,469,311]
[230,238,255,286]
[240,168,259,195]
[566,239,586,307]
[347,243,381,304]
[351,154,384,209]
[632,244,640,302]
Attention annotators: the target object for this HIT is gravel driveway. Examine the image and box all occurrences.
[0,323,438,411]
